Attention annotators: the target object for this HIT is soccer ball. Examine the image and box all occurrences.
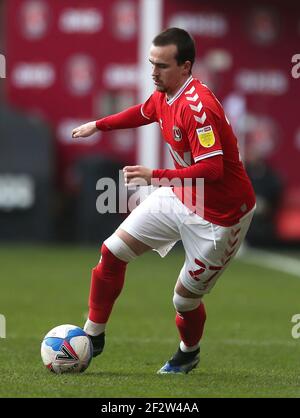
[41,324,93,374]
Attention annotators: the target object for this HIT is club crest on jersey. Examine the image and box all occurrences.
[173,126,182,141]
[196,125,215,148]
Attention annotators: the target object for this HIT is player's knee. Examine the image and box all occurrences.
[103,234,137,263]
[173,292,202,313]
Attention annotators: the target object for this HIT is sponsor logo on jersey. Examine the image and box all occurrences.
[173,126,182,141]
[196,125,215,148]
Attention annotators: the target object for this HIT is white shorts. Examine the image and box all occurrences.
[119,187,254,296]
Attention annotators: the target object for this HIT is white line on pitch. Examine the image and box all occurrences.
[238,248,300,278]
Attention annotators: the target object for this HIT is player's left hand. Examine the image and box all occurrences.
[123,165,153,186]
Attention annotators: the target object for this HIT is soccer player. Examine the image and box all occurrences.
[72,28,256,374]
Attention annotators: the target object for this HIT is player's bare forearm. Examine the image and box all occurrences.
[72,121,98,139]
[123,165,153,186]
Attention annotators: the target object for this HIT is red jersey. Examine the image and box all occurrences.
[141,77,256,226]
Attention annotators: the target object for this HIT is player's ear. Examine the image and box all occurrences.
[183,60,192,75]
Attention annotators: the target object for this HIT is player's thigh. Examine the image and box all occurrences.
[118,187,182,256]
[116,229,151,256]
[178,211,254,295]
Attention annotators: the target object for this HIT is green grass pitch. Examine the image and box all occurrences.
[0,244,299,398]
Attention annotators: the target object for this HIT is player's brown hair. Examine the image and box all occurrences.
[152,27,195,71]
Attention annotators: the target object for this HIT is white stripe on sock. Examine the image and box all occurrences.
[84,319,106,336]
[180,341,200,353]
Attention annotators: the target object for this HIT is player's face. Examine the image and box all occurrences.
[149,44,191,97]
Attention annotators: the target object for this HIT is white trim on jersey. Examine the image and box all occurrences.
[166,76,193,106]
[167,144,191,167]
[186,93,199,102]
[140,105,151,120]
[194,113,207,124]
[189,102,203,113]
[194,150,223,162]
[185,86,195,96]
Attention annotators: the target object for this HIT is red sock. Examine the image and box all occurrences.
[88,244,127,324]
[175,303,206,347]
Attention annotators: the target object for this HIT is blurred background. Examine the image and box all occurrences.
[0,0,300,248]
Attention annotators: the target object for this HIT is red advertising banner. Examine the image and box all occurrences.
[163,0,300,239]
[5,0,300,239]
[164,0,300,186]
[6,0,139,190]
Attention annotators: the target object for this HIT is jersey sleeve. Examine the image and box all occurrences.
[183,100,224,163]
[141,93,159,123]
[96,104,152,130]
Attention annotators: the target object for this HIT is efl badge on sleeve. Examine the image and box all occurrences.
[196,125,215,148]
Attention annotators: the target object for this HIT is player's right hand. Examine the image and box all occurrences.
[72,121,98,138]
